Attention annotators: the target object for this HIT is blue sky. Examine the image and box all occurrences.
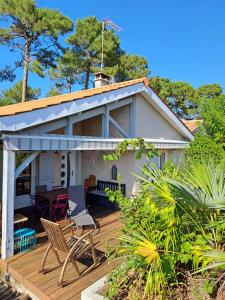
[0,0,225,97]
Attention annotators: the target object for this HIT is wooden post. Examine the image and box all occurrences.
[101,114,105,137]
[2,149,15,259]
[104,106,109,138]
[129,96,136,138]
[31,157,37,195]
[66,117,73,136]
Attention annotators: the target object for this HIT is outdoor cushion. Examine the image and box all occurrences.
[88,190,106,196]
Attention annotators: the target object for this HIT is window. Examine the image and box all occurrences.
[16,153,31,196]
[159,153,166,170]
[16,165,31,196]
[111,165,118,180]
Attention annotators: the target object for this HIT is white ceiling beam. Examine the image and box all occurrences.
[2,134,190,151]
[25,119,67,134]
[15,151,40,178]
[107,97,133,111]
[69,106,105,124]
[109,115,129,138]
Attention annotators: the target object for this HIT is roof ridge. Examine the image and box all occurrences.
[1,77,147,108]
[0,77,147,116]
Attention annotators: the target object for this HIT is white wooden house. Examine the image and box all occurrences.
[0,74,193,259]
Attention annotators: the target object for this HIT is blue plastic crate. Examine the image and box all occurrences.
[14,228,36,253]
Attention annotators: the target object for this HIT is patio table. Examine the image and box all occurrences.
[14,213,28,228]
[37,188,68,218]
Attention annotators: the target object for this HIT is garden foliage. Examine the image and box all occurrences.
[104,142,225,299]
[185,134,225,164]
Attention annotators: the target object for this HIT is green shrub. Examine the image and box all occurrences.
[185,134,225,164]
[105,157,225,300]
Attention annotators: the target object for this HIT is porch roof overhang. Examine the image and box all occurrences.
[0,81,194,141]
[2,134,189,151]
[0,83,144,132]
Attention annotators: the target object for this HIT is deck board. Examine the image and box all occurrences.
[1,207,121,300]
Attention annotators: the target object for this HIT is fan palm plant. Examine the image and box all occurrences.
[167,161,225,210]
[106,157,225,299]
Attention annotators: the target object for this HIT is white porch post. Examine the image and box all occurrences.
[2,149,15,259]
[66,117,73,135]
[103,106,109,138]
[31,157,37,195]
[129,96,136,138]
[101,114,105,137]
[69,151,76,186]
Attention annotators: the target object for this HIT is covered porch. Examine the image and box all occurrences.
[1,134,123,259]
[1,133,188,259]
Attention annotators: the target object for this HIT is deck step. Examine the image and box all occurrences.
[0,282,28,300]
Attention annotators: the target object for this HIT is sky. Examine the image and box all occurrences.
[0,0,225,97]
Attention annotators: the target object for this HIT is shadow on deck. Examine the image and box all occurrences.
[0,206,121,300]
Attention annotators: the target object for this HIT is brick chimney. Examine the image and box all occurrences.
[94,72,111,88]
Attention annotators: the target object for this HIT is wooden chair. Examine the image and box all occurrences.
[68,186,97,233]
[30,194,49,218]
[52,194,68,221]
[39,218,98,287]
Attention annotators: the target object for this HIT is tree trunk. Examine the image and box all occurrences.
[84,63,91,90]
[22,40,30,102]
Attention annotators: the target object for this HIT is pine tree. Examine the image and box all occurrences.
[0,0,73,102]
[49,49,82,93]
[0,80,40,106]
[67,16,121,89]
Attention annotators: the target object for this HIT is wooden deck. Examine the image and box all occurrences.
[0,207,121,300]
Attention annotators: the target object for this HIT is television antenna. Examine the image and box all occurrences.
[101,18,122,71]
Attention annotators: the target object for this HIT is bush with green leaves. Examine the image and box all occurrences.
[104,143,225,299]
[185,134,225,164]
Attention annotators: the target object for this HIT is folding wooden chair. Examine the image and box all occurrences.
[67,185,97,233]
[51,194,68,220]
[30,194,49,218]
[39,218,98,287]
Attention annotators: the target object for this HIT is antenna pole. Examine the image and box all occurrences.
[101,18,122,72]
[101,20,105,71]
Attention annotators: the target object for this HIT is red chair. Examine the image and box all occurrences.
[51,194,68,221]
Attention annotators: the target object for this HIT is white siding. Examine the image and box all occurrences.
[109,105,130,138]
[135,94,184,140]
[38,153,61,189]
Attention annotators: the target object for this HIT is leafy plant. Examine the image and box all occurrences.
[103,138,159,162]
[104,141,225,299]
[185,134,225,164]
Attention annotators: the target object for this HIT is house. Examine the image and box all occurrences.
[0,73,193,259]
